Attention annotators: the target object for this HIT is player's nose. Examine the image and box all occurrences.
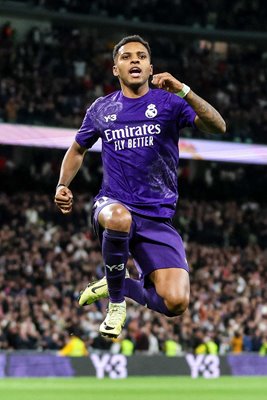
[130,58,140,64]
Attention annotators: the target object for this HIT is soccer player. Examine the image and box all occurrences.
[54,35,226,339]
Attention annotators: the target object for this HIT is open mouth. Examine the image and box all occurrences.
[129,67,141,78]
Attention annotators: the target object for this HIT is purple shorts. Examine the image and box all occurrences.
[92,197,189,281]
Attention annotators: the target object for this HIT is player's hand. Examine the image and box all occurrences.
[151,72,184,93]
[54,186,73,214]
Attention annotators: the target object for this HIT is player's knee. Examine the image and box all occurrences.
[166,291,190,316]
[105,206,132,232]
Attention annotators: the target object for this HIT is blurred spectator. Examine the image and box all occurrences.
[1,21,15,46]
[243,328,253,352]
[259,334,267,356]
[120,334,135,356]
[142,322,160,355]
[230,331,243,353]
[192,329,207,354]
[205,333,219,355]
[251,330,263,352]
[0,326,8,350]
[164,333,182,356]
[58,328,88,356]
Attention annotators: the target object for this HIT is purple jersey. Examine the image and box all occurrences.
[75,88,196,218]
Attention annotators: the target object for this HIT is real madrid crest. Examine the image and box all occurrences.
[145,104,157,118]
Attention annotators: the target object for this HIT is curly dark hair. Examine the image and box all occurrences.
[113,35,151,61]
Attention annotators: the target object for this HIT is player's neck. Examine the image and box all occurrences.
[121,83,149,99]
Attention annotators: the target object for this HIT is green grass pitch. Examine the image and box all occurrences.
[0,376,266,400]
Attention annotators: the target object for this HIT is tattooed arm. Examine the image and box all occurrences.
[185,90,226,134]
[152,72,226,134]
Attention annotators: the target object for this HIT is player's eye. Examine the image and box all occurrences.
[140,54,147,59]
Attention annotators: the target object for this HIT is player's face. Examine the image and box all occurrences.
[113,42,153,90]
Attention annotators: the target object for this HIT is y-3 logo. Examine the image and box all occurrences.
[104,114,117,122]
[106,263,125,272]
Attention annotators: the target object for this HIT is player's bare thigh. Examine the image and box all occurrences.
[149,268,190,315]
[98,203,132,233]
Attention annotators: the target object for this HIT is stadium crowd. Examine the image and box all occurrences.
[8,0,267,32]
[1,20,267,144]
[1,4,267,355]
[0,178,266,354]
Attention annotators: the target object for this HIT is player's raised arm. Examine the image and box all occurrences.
[152,72,226,134]
[54,141,87,214]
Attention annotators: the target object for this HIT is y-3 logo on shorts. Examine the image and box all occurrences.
[106,263,125,272]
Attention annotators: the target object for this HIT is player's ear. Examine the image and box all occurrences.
[150,64,153,76]
[113,65,118,77]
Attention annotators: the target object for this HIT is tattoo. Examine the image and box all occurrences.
[186,90,226,134]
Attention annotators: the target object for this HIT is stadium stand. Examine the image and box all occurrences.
[1,20,267,143]
[1,2,267,356]
[1,154,267,354]
[7,0,267,32]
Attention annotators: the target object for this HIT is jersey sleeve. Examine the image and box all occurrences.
[171,94,197,130]
[75,105,100,149]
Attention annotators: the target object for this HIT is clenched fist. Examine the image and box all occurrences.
[151,72,184,93]
[54,185,73,214]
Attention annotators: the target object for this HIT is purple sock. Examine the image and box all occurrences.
[102,229,129,303]
[124,278,176,317]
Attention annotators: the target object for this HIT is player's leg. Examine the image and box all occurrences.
[123,214,190,317]
[79,267,186,317]
[98,202,131,302]
[123,269,189,317]
[92,198,131,338]
[79,212,189,318]
[149,268,189,315]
